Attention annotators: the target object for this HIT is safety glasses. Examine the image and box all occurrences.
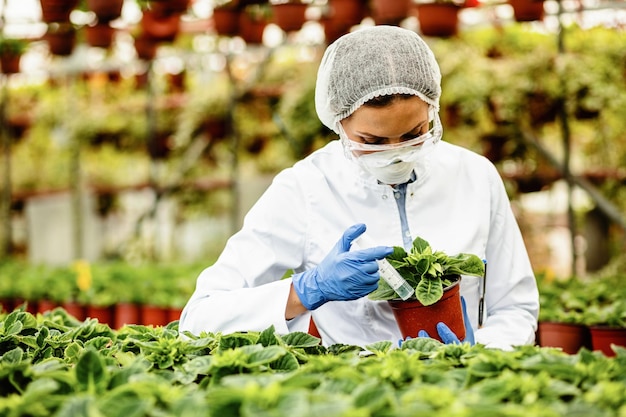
[339,111,443,155]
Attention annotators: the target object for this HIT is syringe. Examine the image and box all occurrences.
[352,235,415,300]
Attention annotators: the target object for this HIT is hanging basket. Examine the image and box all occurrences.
[84,22,116,49]
[212,6,240,36]
[415,3,461,38]
[86,0,123,22]
[271,2,308,33]
[0,52,22,74]
[39,0,79,23]
[508,0,544,22]
[327,0,366,27]
[370,0,411,26]
[238,11,268,45]
[141,9,182,43]
[44,25,77,56]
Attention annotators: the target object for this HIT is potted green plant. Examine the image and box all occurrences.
[368,236,484,342]
[0,36,28,74]
[536,275,592,354]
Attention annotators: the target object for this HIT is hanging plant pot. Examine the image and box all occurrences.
[537,321,592,354]
[141,9,182,43]
[39,0,78,23]
[84,22,116,49]
[134,34,158,61]
[0,52,22,74]
[589,326,626,357]
[388,277,465,342]
[415,3,461,38]
[271,1,308,33]
[327,0,366,27]
[150,0,191,16]
[44,24,77,56]
[238,10,268,45]
[370,0,411,26]
[212,6,240,36]
[86,0,123,22]
[508,0,544,22]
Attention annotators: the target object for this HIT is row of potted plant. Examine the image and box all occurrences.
[0,259,202,328]
[1,308,625,416]
[535,255,626,356]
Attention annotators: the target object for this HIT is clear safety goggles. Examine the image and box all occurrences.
[338,108,442,154]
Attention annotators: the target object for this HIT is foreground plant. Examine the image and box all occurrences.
[369,236,485,305]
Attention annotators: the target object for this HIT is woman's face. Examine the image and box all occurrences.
[340,96,431,150]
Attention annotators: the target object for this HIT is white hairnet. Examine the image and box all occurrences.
[315,25,442,133]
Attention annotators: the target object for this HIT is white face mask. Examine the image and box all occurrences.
[356,146,424,184]
[339,112,442,184]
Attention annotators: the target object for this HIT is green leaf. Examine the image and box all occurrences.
[75,349,106,394]
[270,351,299,371]
[258,325,280,347]
[280,332,321,348]
[401,337,443,352]
[365,341,393,355]
[246,345,287,367]
[1,347,24,365]
[416,277,443,306]
[98,388,150,417]
[412,236,431,254]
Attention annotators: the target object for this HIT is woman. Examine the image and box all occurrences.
[179,25,539,349]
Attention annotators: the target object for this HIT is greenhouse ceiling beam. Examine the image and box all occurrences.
[521,130,626,233]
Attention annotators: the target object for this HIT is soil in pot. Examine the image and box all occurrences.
[537,321,591,354]
[388,278,465,342]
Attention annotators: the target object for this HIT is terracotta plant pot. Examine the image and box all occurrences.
[134,35,158,61]
[537,321,592,354]
[39,0,78,23]
[37,299,58,314]
[0,53,22,74]
[508,0,544,22]
[0,298,15,313]
[272,2,308,33]
[86,0,123,22]
[44,25,76,56]
[370,0,411,26]
[415,3,461,38]
[168,307,184,323]
[114,302,142,329]
[327,0,365,26]
[84,22,116,49]
[238,12,267,45]
[85,305,113,326]
[141,10,182,43]
[141,305,170,327]
[212,6,240,36]
[589,326,626,357]
[61,301,85,321]
[388,278,465,342]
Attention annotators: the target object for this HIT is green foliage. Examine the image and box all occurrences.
[0,36,28,55]
[369,236,484,305]
[537,255,626,327]
[2,309,626,416]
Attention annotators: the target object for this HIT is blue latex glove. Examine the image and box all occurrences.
[292,223,393,310]
[417,296,475,345]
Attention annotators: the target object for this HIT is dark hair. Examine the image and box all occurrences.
[362,93,414,108]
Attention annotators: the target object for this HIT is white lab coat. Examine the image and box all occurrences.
[179,140,539,349]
